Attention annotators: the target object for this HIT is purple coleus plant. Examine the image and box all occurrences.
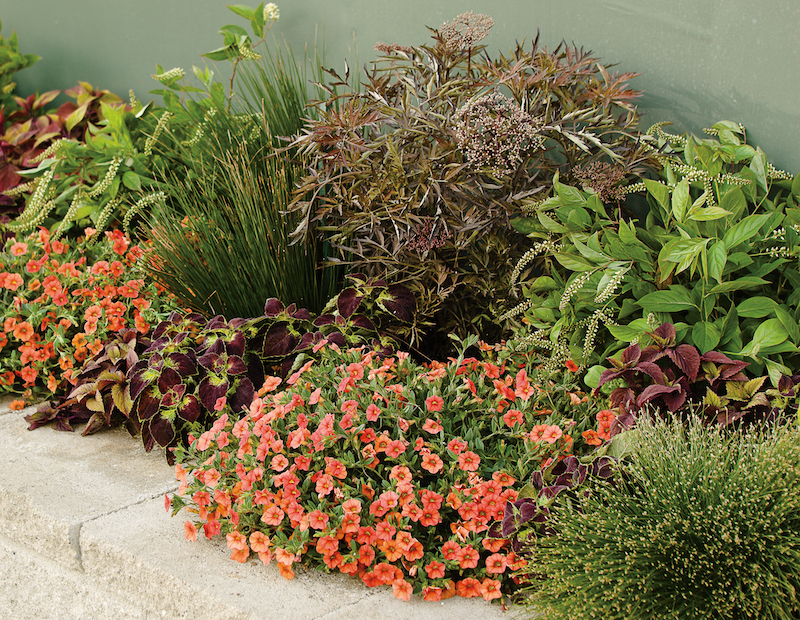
[127,277,417,458]
[502,455,618,553]
[595,322,797,428]
[128,311,261,454]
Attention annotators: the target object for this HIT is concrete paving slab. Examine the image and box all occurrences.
[0,405,178,570]
[0,532,149,620]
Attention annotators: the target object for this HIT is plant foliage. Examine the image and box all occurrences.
[505,122,800,379]
[521,415,800,620]
[289,12,652,350]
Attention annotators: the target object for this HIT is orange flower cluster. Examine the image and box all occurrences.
[171,342,599,601]
[0,227,177,403]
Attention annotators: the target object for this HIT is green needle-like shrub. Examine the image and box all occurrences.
[523,414,800,620]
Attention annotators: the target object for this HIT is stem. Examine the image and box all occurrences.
[227,58,241,113]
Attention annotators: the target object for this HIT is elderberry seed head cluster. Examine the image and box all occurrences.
[454,92,544,178]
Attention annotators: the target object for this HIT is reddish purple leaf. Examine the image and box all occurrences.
[667,344,701,382]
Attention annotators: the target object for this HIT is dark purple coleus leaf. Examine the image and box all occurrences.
[290,307,312,321]
[620,343,641,366]
[649,322,676,346]
[177,394,201,422]
[337,288,363,319]
[350,314,376,331]
[327,331,347,348]
[264,298,284,316]
[158,368,183,392]
[167,352,196,377]
[501,498,545,537]
[296,331,315,352]
[136,385,161,421]
[141,421,156,453]
[590,456,617,479]
[662,379,689,412]
[160,382,187,408]
[205,316,228,330]
[636,383,681,409]
[149,416,176,447]
[383,284,416,322]
[262,323,297,358]
[313,314,335,327]
[229,377,255,413]
[198,376,230,410]
[552,456,587,488]
[222,331,246,357]
[700,351,738,365]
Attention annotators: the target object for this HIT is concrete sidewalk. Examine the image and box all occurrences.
[0,397,511,620]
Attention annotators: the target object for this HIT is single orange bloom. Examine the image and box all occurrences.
[480,578,503,601]
[3,317,16,333]
[9,399,25,411]
[184,521,197,542]
[392,579,412,601]
[9,241,28,256]
[19,366,38,384]
[565,359,579,372]
[456,577,483,598]
[582,429,603,446]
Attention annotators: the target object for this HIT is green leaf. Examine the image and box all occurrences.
[203,46,236,61]
[707,240,726,285]
[691,321,721,354]
[689,205,732,222]
[536,211,567,234]
[250,4,266,37]
[722,213,771,250]
[227,4,255,20]
[583,365,605,389]
[645,179,669,212]
[570,234,611,262]
[752,318,788,349]
[509,216,542,235]
[765,358,792,388]
[554,177,587,208]
[606,319,650,343]
[122,171,142,191]
[737,296,778,318]
[637,286,697,313]
[708,276,768,294]
[749,148,768,192]
[775,306,800,344]
[720,187,747,220]
[792,173,800,199]
[553,252,594,272]
[65,105,87,132]
[218,24,250,39]
[671,179,690,223]
[209,82,226,108]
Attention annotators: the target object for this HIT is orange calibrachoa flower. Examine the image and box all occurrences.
[0,229,179,406]
[12,321,34,342]
[169,340,601,601]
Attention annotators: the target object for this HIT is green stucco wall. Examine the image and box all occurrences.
[3,0,799,171]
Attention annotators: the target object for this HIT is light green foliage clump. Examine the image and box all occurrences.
[506,122,800,380]
[525,415,800,620]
